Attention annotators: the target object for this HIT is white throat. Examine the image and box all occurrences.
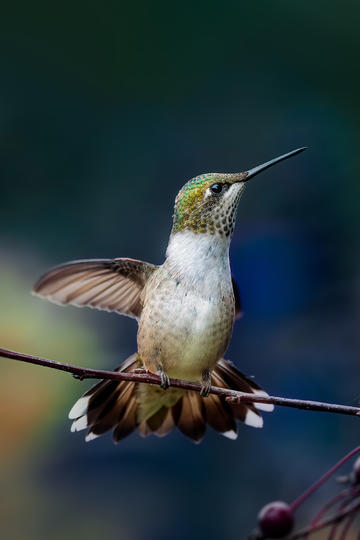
[165,230,231,283]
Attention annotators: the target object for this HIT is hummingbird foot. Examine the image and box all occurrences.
[156,368,170,390]
[200,369,212,397]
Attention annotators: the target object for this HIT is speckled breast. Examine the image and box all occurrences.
[137,268,235,381]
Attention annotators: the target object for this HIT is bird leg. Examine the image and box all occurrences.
[156,365,170,390]
[200,368,212,397]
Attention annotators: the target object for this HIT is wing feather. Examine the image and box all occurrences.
[33,258,157,319]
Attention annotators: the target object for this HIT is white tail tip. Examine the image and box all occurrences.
[68,396,90,419]
[85,431,100,442]
[252,390,275,412]
[245,409,263,428]
[222,430,238,440]
[70,415,89,433]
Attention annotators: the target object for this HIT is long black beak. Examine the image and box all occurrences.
[242,147,307,182]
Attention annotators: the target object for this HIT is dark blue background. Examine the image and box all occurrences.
[0,2,359,538]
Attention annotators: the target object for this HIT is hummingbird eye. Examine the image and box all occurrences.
[209,183,229,195]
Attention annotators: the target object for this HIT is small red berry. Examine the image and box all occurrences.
[258,501,294,538]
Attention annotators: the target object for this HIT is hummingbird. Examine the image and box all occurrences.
[33,147,306,443]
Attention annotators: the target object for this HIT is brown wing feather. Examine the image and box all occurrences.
[33,258,157,319]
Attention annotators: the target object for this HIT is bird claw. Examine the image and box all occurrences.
[200,369,212,397]
[200,381,212,397]
[157,370,170,390]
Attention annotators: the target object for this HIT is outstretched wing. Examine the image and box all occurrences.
[33,258,157,320]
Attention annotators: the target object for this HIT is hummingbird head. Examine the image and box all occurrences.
[171,147,307,237]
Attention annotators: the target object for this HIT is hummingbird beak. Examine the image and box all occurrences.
[241,147,307,182]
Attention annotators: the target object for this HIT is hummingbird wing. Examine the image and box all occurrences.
[231,275,242,320]
[33,258,157,320]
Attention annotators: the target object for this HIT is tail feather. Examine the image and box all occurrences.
[173,392,206,443]
[113,395,138,442]
[137,421,152,438]
[203,393,237,438]
[215,359,274,413]
[212,361,264,428]
[138,408,175,438]
[154,409,175,437]
[88,382,135,439]
[146,406,168,432]
[69,354,274,444]
[86,380,119,412]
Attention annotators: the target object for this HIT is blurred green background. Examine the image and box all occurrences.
[1,1,360,538]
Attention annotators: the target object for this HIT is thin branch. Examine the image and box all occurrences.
[327,497,357,540]
[288,499,360,539]
[339,511,357,540]
[1,346,360,417]
[309,488,354,530]
[290,448,360,512]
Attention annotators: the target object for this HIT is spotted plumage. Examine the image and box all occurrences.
[33,147,306,443]
[172,172,247,235]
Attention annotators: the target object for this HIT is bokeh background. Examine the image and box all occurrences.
[1,2,359,538]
